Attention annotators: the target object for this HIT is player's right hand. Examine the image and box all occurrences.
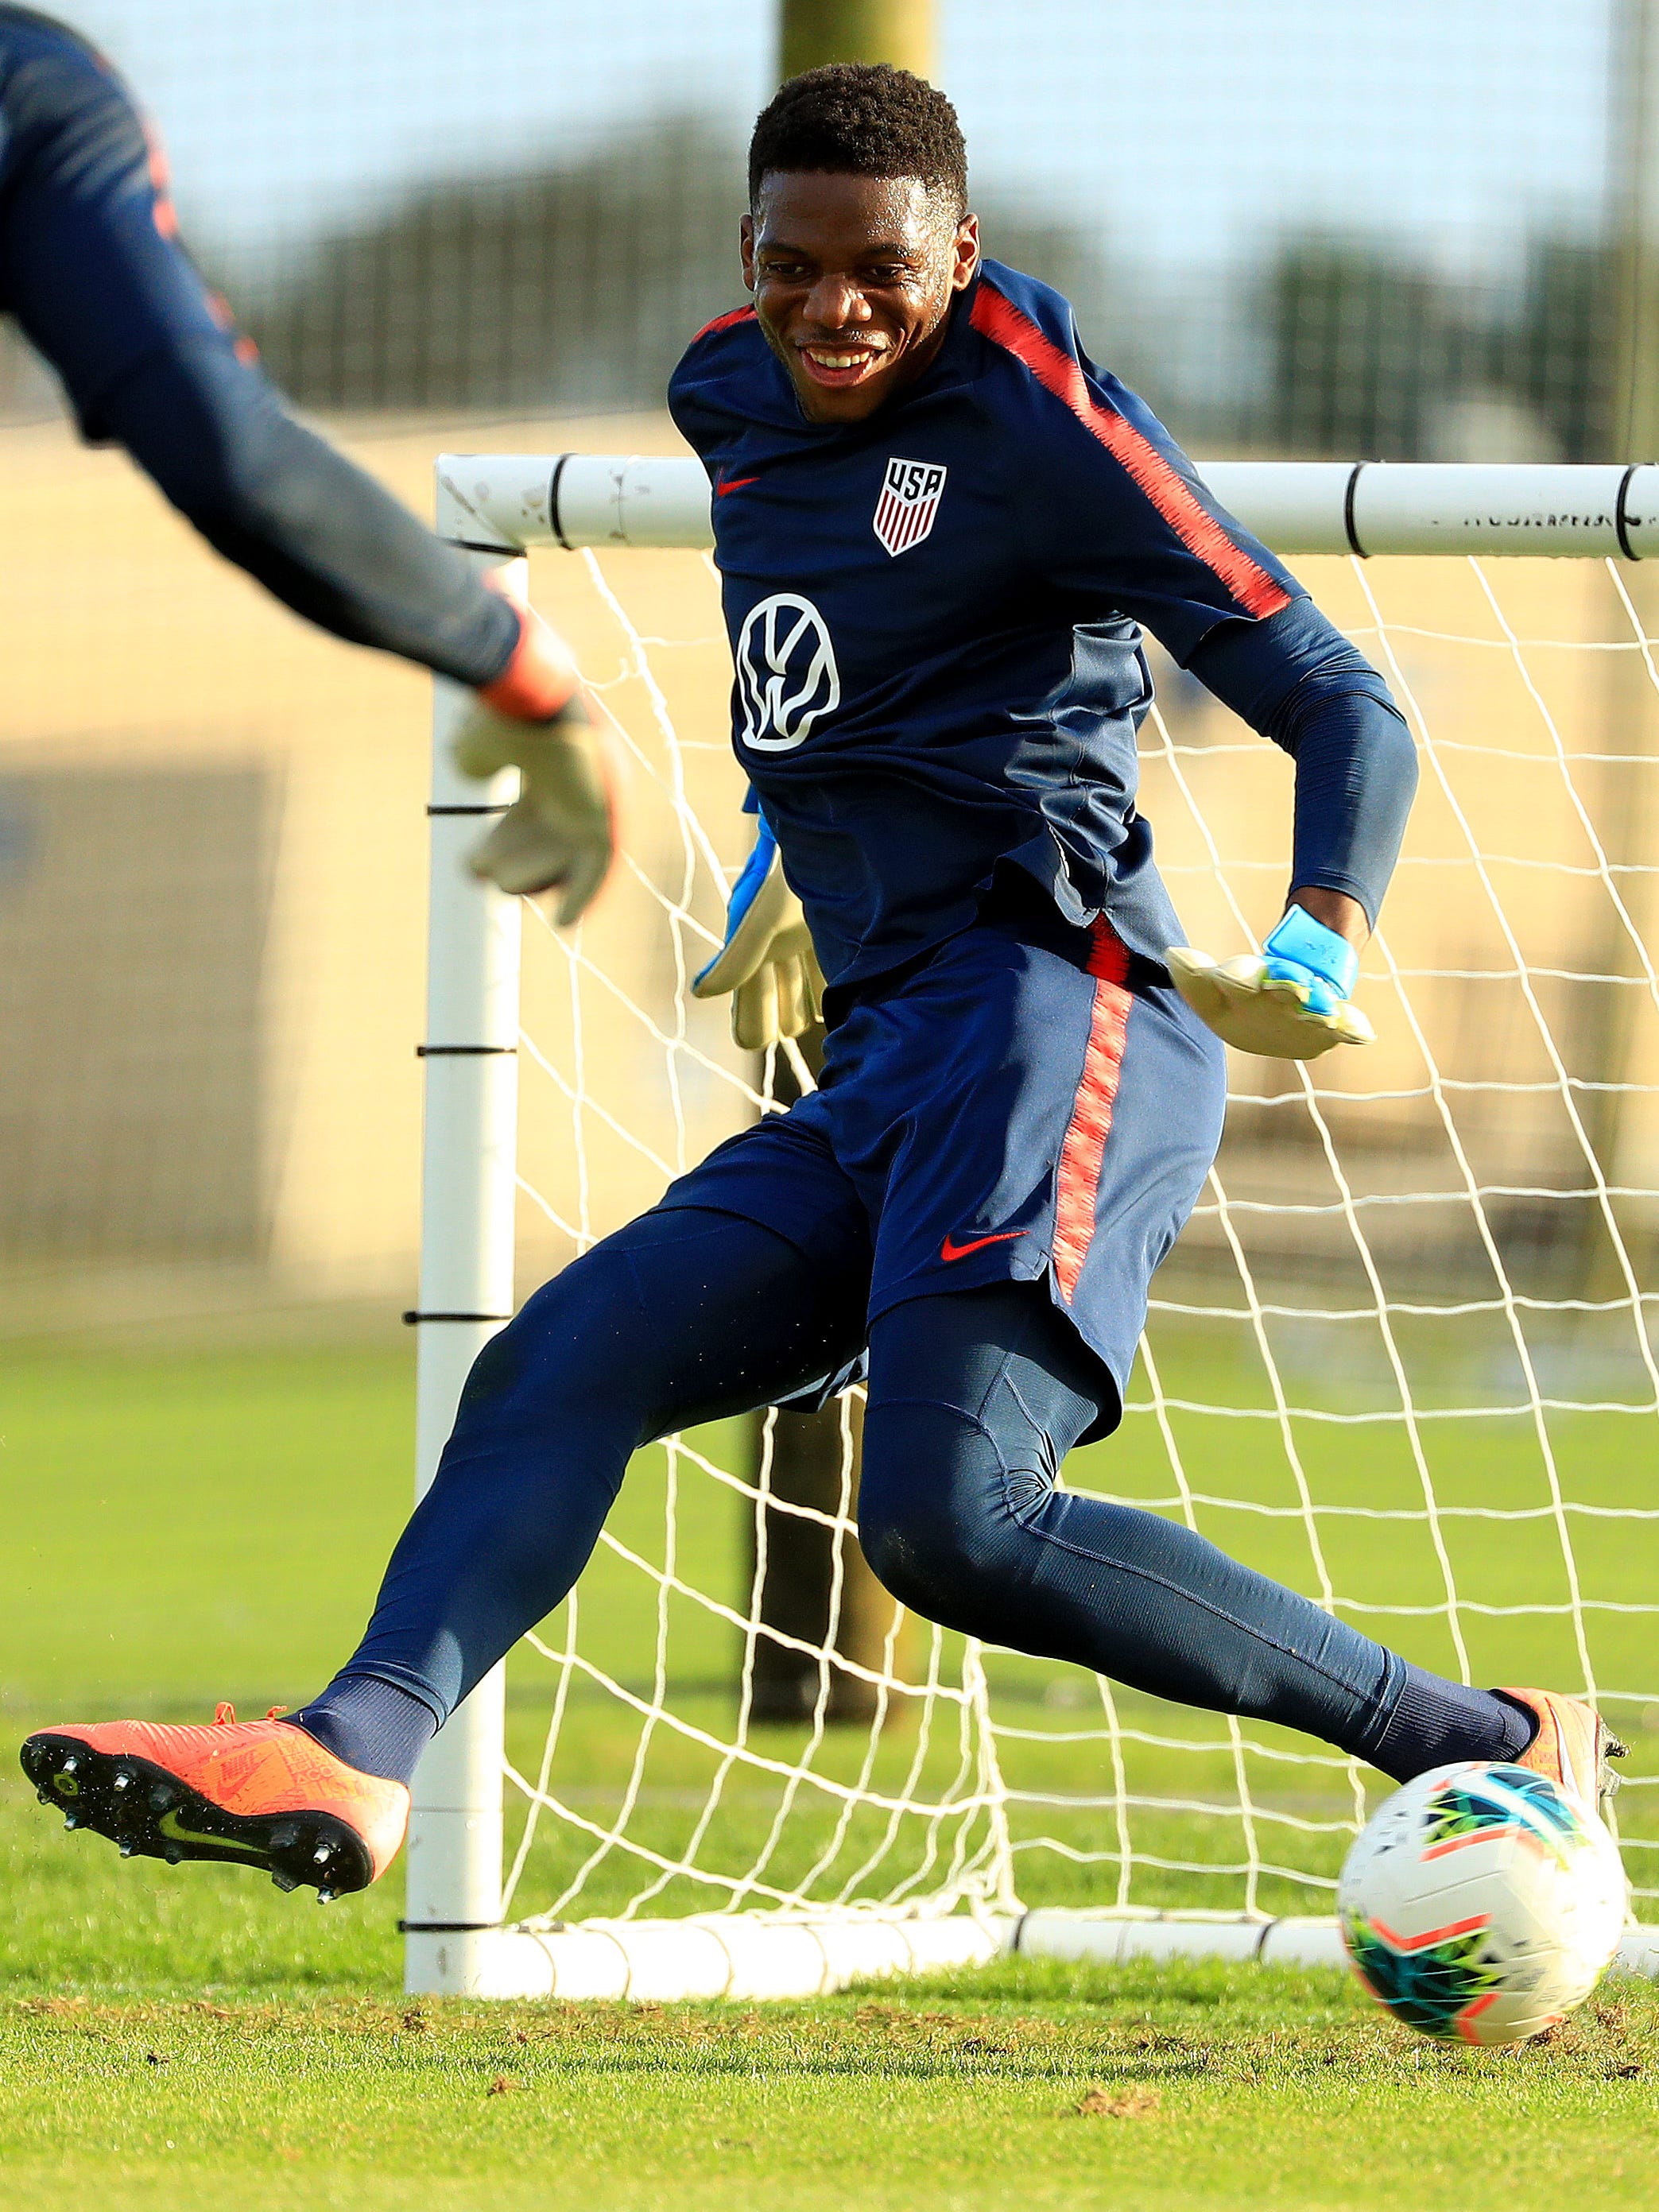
[452,602,614,928]
[692,814,824,1051]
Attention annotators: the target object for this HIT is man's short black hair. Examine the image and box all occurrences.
[747,63,968,219]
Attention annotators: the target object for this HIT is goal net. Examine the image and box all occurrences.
[408,455,1659,1999]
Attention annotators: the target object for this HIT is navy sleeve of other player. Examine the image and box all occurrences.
[95,342,520,688]
[1188,599,1419,930]
[0,14,519,690]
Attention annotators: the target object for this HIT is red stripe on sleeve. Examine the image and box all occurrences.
[970,281,1289,621]
[691,304,758,343]
[1052,921,1134,1304]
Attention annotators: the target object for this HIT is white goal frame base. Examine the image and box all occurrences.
[406,1909,1659,2003]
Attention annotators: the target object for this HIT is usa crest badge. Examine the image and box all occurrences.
[873,457,947,557]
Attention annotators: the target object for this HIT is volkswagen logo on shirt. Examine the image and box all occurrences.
[735,593,841,751]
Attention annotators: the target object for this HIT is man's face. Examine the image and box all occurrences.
[741,172,979,424]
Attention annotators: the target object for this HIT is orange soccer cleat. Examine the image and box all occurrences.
[1498,1687,1627,1818]
[19,1706,409,1901]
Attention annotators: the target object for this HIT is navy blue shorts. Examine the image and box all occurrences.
[655,909,1226,1440]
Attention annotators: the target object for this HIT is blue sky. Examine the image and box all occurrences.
[60,0,1613,285]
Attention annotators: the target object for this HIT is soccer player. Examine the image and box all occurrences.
[22,64,1620,1901]
[0,6,610,916]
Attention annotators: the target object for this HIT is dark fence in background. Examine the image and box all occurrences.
[241,186,1618,461]
[232,118,1125,425]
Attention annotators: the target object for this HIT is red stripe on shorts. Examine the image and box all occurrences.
[1052,920,1134,1304]
[969,280,1290,621]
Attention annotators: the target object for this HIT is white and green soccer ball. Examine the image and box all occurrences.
[1337,1761,1627,2047]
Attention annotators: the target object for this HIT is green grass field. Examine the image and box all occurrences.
[2,1333,1657,2209]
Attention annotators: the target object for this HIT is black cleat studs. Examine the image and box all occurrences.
[21,1737,376,1901]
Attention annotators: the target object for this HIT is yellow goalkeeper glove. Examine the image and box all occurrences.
[452,602,614,928]
[692,815,824,1051]
[1167,906,1374,1061]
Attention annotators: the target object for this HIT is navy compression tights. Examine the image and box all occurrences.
[297,1208,1528,1787]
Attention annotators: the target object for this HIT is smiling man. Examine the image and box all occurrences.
[742,165,976,415]
[22,64,1620,1899]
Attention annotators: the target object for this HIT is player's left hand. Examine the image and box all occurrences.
[692,815,824,1051]
[1166,905,1375,1060]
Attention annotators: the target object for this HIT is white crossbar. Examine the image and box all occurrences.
[435,454,1659,560]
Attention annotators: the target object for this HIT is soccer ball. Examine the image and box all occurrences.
[1337,1762,1627,2046]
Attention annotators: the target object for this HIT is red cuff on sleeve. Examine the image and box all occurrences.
[479,602,579,722]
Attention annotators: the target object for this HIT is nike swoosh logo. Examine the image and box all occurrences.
[716,475,761,497]
[940,1230,1024,1263]
[157,1807,270,1865]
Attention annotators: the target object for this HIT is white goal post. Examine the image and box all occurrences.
[405,457,1659,2001]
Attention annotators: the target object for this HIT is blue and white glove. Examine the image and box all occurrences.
[1166,905,1375,1060]
[691,813,824,1050]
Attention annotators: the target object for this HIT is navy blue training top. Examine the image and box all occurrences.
[0,6,518,688]
[669,258,1417,991]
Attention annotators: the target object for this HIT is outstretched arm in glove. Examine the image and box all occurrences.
[0,22,612,931]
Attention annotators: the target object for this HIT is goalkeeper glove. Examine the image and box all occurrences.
[1166,904,1375,1060]
[451,602,614,928]
[691,814,824,1051]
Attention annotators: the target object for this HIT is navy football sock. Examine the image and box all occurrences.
[1366,1668,1535,1782]
[288,1674,439,1787]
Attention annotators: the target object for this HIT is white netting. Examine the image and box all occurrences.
[494,531,1659,1931]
